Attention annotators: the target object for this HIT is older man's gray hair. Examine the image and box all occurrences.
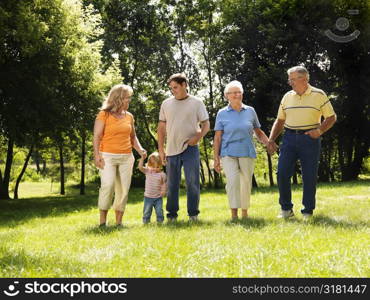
[287,66,310,81]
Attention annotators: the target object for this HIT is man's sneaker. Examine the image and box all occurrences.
[277,209,294,219]
[189,216,198,222]
[167,217,177,223]
[302,213,313,221]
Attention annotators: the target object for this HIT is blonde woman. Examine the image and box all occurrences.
[93,84,146,227]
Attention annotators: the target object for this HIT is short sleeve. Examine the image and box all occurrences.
[159,102,166,122]
[277,97,286,120]
[251,107,261,128]
[214,111,224,131]
[320,97,335,118]
[96,111,108,122]
[197,101,209,122]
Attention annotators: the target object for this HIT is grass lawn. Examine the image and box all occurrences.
[0,180,369,277]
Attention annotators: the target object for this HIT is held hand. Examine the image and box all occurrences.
[139,149,147,159]
[266,140,278,155]
[159,149,167,166]
[94,156,105,169]
[214,159,222,174]
[305,128,321,139]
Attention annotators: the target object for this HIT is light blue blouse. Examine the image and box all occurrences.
[214,104,261,158]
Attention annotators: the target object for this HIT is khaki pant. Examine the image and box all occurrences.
[221,156,255,209]
[98,153,135,212]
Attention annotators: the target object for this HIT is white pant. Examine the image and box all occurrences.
[98,153,135,212]
[221,156,255,209]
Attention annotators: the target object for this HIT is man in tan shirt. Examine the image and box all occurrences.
[269,66,336,220]
[157,73,210,222]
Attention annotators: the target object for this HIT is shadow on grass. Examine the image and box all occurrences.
[83,224,128,235]
[307,214,369,229]
[0,187,144,227]
[0,195,96,227]
[82,219,217,235]
[0,246,87,277]
[164,219,216,229]
[224,217,270,229]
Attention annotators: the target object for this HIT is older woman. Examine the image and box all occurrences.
[213,80,275,220]
[93,84,146,227]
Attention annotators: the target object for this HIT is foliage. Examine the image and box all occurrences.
[0,0,369,199]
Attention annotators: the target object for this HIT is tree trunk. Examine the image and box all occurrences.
[267,151,274,186]
[42,160,46,174]
[0,137,14,200]
[139,101,158,149]
[202,140,213,187]
[252,174,258,188]
[213,170,222,188]
[34,151,41,173]
[59,143,65,195]
[14,145,34,199]
[80,133,86,195]
[200,161,205,187]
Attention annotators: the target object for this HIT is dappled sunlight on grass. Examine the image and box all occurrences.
[0,180,369,277]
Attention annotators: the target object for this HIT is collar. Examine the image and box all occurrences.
[175,95,189,101]
[226,103,248,111]
[292,84,312,96]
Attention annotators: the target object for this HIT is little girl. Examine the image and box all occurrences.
[138,152,166,224]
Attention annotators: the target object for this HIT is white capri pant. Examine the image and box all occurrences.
[98,152,135,212]
[221,156,255,209]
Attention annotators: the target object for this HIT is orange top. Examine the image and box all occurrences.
[96,111,133,154]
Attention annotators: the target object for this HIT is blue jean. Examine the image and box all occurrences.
[143,197,164,223]
[166,145,200,218]
[277,132,321,214]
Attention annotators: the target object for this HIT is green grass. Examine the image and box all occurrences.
[0,180,369,277]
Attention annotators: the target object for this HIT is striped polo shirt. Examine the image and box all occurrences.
[277,84,335,130]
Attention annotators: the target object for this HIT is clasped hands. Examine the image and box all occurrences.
[266,140,278,155]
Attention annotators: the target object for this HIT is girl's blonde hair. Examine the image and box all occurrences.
[147,152,162,168]
[101,84,133,112]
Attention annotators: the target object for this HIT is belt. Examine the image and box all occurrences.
[285,128,314,134]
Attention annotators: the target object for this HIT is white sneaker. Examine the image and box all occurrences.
[189,216,198,222]
[302,213,313,221]
[277,209,294,218]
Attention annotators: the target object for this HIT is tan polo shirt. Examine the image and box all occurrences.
[277,84,335,130]
[159,95,209,156]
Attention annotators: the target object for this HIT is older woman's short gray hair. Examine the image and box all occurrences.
[287,66,310,81]
[224,80,244,95]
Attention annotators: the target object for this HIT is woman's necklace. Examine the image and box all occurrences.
[112,111,126,119]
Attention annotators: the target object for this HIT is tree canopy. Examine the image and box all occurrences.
[0,0,369,199]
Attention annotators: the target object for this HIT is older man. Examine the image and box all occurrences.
[268,66,336,220]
